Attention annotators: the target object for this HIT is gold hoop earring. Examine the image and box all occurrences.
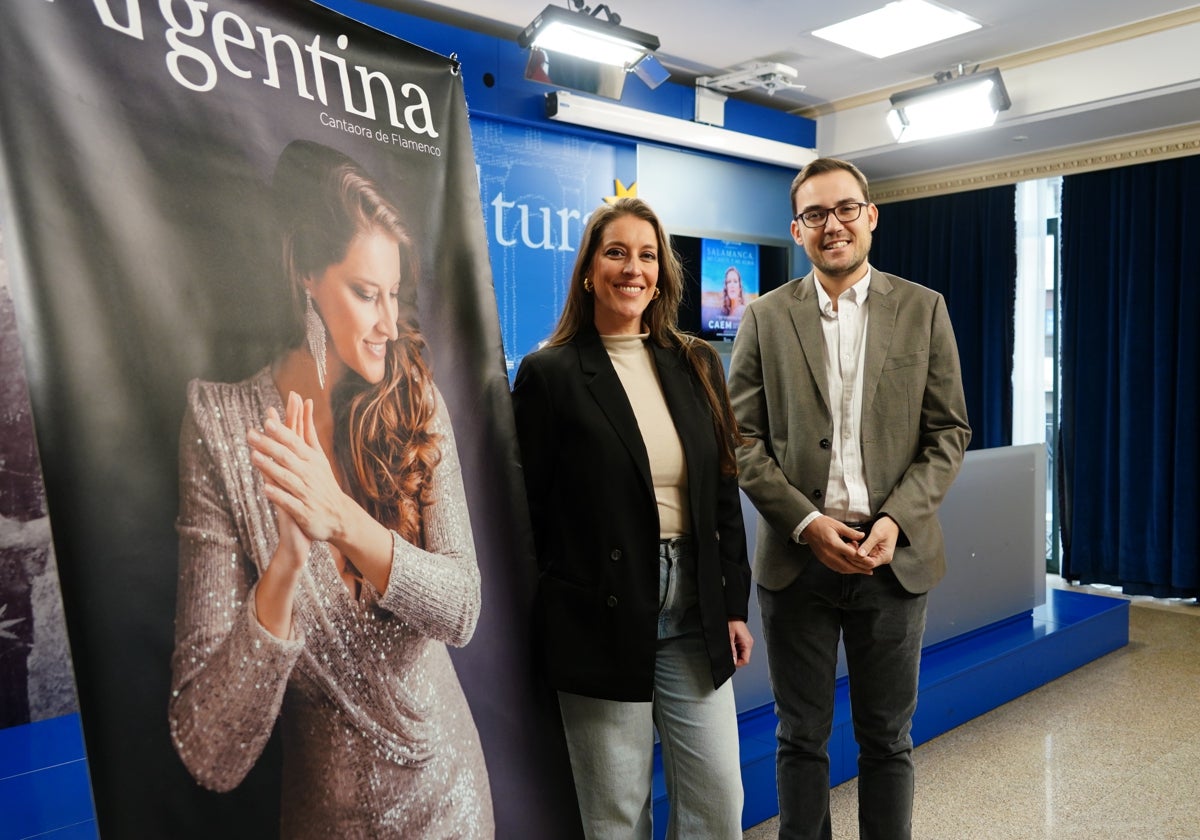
[652,287,661,300]
[583,277,593,293]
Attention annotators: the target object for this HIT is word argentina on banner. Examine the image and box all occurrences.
[89,0,441,139]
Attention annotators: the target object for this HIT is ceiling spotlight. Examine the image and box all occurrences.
[887,66,1011,142]
[518,4,663,99]
[517,4,659,67]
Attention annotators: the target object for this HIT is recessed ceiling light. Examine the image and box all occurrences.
[812,0,981,59]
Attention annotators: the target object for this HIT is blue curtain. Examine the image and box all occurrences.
[869,185,1016,450]
[1059,156,1200,598]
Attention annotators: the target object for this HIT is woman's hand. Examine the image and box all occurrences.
[248,391,395,599]
[249,391,348,638]
[268,393,312,566]
[248,392,350,545]
[728,619,754,668]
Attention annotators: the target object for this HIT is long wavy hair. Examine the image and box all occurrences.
[546,198,742,476]
[721,266,745,317]
[273,140,440,546]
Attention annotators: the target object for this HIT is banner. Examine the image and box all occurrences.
[0,1,578,836]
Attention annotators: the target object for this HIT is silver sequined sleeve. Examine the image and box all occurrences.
[169,394,305,792]
[377,398,481,647]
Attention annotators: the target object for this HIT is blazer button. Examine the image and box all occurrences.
[813,489,824,499]
[606,595,618,607]
[610,549,622,561]
[819,438,831,449]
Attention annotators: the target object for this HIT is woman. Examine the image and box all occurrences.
[721,266,746,319]
[169,140,493,838]
[511,198,753,839]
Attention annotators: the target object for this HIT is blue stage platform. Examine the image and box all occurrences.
[653,588,1130,835]
[0,713,97,839]
[0,589,1126,839]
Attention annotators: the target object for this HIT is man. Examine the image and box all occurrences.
[728,157,970,840]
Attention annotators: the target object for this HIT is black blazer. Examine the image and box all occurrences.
[512,325,750,702]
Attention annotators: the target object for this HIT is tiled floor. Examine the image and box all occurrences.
[743,588,1200,840]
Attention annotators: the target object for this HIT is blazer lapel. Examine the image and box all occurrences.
[862,270,897,421]
[789,273,832,415]
[577,331,656,498]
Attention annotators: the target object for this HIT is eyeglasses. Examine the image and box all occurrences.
[793,201,870,229]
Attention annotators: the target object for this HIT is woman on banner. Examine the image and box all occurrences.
[511,198,753,838]
[721,266,747,320]
[169,140,493,838]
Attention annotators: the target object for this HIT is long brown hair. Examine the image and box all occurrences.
[547,198,742,475]
[721,266,745,317]
[273,140,440,546]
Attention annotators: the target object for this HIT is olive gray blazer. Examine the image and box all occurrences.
[728,270,971,594]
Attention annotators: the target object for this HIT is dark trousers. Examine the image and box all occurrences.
[759,560,927,840]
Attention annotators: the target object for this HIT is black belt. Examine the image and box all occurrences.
[841,519,875,542]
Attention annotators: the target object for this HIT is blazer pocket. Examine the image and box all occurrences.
[540,576,608,649]
[882,348,928,370]
[541,566,593,591]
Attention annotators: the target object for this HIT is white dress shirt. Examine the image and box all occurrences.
[794,271,873,541]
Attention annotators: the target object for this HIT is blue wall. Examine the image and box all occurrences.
[472,116,637,374]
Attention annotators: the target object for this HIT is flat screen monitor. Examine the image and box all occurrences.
[672,234,792,344]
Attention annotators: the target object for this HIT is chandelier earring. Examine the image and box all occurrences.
[652,287,661,300]
[305,289,328,390]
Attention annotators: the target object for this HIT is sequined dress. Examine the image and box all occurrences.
[169,367,494,838]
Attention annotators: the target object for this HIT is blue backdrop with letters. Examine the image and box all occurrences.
[472,117,637,376]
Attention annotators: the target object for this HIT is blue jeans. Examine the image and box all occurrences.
[759,561,927,840]
[557,538,743,840]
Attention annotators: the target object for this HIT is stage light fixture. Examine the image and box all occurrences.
[518,4,663,99]
[887,67,1011,142]
[517,4,658,66]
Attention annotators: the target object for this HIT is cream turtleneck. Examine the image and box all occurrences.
[600,333,690,538]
